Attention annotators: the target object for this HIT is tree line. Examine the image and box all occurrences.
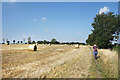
[2,37,85,45]
[86,12,120,49]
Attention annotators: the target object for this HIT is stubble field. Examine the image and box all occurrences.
[1,44,118,78]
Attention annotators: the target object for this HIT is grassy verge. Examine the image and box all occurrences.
[89,55,107,78]
[118,45,120,78]
[89,47,118,78]
[112,45,118,51]
[88,47,105,78]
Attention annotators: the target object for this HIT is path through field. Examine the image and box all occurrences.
[2,45,118,78]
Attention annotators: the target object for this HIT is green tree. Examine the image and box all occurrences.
[43,40,47,44]
[51,38,57,44]
[86,12,120,48]
[118,34,120,44]
[86,33,95,46]
[13,40,15,44]
[3,38,5,44]
[37,41,43,44]
[23,38,25,44]
[21,41,23,44]
[28,37,31,44]
[32,40,36,44]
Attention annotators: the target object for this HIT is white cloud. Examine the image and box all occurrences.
[98,6,110,14]
[33,18,37,21]
[41,17,46,21]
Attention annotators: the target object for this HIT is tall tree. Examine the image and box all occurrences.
[21,41,23,44]
[86,33,95,46]
[51,38,59,44]
[43,40,47,44]
[86,12,120,48]
[37,41,43,44]
[13,40,15,44]
[23,38,25,44]
[3,38,5,44]
[28,37,31,44]
[32,40,36,44]
[118,34,120,44]
[51,38,57,44]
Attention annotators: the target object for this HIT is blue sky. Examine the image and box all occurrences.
[2,2,118,43]
[2,0,120,2]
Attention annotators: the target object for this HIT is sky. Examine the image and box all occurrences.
[2,2,118,43]
[2,0,120,2]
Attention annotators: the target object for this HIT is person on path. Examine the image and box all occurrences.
[93,44,98,59]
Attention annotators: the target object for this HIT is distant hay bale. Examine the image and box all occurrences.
[36,43,38,46]
[28,44,37,51]
[74,44,79,49]
[6,43,9,45]
[48,43,51,46]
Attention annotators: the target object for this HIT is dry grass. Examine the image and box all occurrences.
[97,49,118,78]
[2,44,75,78]
[1,44,118,78]
[2,44,73,69]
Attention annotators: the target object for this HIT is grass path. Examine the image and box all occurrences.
[88,46,118,78]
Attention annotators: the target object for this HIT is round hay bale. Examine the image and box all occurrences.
[6,43,9,45]
[48,43,51,46]
[74,44,79,49]
[28,44,37,51]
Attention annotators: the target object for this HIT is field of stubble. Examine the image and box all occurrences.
[1,44,118,78]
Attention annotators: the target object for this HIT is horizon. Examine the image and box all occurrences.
[2,2,118,43]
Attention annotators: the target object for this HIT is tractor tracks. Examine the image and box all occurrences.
[2,48,81,78]
[88,46,107,78]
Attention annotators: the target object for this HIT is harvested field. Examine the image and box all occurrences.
[1,44,118,78]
